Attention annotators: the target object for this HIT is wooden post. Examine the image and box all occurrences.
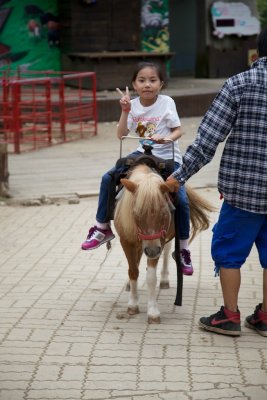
[0,142,10,197]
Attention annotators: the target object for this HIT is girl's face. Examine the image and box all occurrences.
[132,67,163,106]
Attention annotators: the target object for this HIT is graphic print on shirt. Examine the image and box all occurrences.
[135,121,147,137]
[146,122,157,136]
[135,121,157,138]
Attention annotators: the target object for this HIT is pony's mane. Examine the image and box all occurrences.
[114,165,165,239]
[133,170,165,220]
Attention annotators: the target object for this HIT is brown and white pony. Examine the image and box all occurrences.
[114,164,213,323]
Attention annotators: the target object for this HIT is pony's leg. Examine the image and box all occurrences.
[147,259,160,324]
[160,241,172,289]
[128,279,139,315]
[125,281,130,291]
[121,240,142,315]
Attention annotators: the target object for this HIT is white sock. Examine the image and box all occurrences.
[96,222,110,230]
[180,239,189,250]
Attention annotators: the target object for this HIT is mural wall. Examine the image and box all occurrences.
[0,0,60,73]
[141,0,170,53]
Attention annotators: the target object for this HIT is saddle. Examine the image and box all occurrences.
[106,144,175,221]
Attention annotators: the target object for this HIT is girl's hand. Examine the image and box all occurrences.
[150,134,165,144]
[116,87,131,112]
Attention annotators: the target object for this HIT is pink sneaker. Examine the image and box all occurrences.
[180,249,194,275]
[81,226,115,250]
[172,249,194,276]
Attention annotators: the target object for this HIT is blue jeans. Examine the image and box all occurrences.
[96,154,190,240]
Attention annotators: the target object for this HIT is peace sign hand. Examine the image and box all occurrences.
[116,86,131,113]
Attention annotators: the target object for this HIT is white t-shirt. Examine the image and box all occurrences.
[127,94,182,163]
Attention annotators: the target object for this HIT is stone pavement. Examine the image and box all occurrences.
[0,118,266,400]
[6,117,222,202]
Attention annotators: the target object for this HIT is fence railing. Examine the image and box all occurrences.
[0,71,97,153]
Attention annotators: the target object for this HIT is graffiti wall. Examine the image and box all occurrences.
[141,0,170,53]
[0,0,60,72]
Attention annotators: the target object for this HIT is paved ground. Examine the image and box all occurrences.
[0,117,266,400]
[6,117,221,202]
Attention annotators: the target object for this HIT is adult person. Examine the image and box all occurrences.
[168,27,267,336]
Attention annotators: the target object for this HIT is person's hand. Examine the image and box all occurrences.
[166,175,180,188]
[150,134,165,144]
[116,87,131,112]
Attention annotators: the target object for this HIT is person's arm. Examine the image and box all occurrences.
[169,81,237,184]
[151,126,182,143]
[168,127,183,141]
[116,87,131,139]
[150,97,182,143]
[117,111,130,139]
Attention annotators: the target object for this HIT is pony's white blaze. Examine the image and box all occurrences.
[114,163,214,323]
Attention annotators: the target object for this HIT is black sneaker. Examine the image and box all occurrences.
[245,303,267,337]
[199,306,241,336]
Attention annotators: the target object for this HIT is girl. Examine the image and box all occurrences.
[81,62,193,275]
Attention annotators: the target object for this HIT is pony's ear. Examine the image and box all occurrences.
[160,179,179,194]
[120,178,137,193]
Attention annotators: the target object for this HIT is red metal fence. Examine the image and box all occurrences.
[0,71,97,153]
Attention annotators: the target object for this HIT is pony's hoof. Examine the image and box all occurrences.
[160,281,170,289]
[148,316,161,324]
[125,282,130,292]
[127,306,139,315]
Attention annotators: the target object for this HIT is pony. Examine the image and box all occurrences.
[114,163,214,323]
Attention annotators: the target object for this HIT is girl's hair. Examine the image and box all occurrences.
[131,61,165,83]
[257,27,267,57]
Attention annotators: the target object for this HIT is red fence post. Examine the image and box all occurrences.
[91,72,98,136]
[45,79,52,144]
[12,82,21,154]
[59,79,66,141]
[2,76,10,140]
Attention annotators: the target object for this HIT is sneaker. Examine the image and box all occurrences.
[81,226,115,250]
[245,303,267,337]
[199,306,241,336]
[172,249,194,275]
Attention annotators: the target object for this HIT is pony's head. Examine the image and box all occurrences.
[116,164,178,259]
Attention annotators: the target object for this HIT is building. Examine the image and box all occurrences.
[0,0,261,90]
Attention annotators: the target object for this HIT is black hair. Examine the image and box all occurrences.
[131,61,165,83]
[257,27,267,57]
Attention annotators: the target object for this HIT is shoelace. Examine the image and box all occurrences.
[210,307,225,320]
[210,307,240,322]
[87,226,97,239]
[253,304,266,320]
[180,249,191,265]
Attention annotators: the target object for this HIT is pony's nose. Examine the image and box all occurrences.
[144,246,161,259]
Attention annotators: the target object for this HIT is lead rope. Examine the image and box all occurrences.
[100,241,112,266]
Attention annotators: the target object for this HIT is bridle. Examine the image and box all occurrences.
[137,227,167,241]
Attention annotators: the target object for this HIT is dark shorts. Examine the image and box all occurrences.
[211,201,267,274]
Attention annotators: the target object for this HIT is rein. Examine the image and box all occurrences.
[137,227,167,241]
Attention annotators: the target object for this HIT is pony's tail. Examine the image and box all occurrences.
[185,185,217,243]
